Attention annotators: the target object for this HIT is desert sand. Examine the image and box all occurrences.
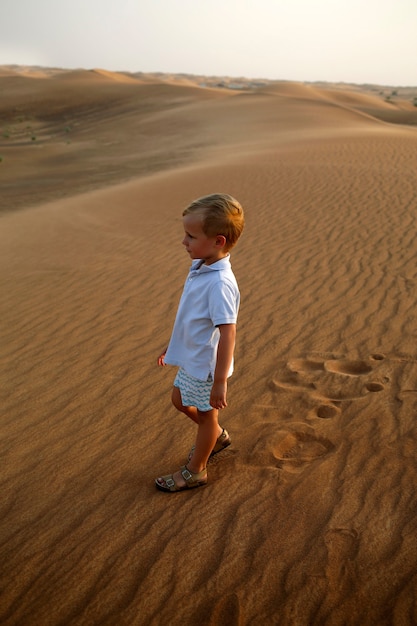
[1,67,417,625]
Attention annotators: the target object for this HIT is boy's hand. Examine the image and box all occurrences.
[210,381,228,410]
[157,349,167,366]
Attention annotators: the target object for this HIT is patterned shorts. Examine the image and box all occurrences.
[173,367,214,412]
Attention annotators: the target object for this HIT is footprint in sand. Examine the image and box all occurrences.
[252,354,390,472]
[325,527,359,557]
[246,421,335,473]
[272,429,335,472]
[365,382,385,392]
[288,358,325,373]
[325,527,359,591]
[370,353,386,361]
[324,360,373,376]
[316,404,340,419]
[271,354,387,419]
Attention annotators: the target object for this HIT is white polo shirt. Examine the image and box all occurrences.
[164,255,240,381]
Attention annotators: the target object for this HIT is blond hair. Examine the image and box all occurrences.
[183,193,244,251]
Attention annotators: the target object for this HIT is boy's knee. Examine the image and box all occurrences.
[197,408,218,423]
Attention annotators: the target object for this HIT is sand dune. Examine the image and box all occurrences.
[1,68,417,625]
[3,71,416,214]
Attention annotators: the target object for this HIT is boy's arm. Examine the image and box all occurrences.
[210,323,236,410]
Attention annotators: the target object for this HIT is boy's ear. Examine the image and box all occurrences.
[215,235,227,248]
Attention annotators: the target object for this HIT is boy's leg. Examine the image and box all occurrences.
[187,408,220,474]
[156,394,225,490]
[161,408,219,489]
[171,386,199,424]
[171,386,223,443]
[171,384,224,463]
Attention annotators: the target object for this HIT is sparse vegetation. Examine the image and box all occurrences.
[0,119,50,144]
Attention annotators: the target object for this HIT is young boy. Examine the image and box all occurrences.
[156,193,244,492]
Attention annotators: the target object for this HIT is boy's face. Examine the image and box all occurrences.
[182,214,226,265]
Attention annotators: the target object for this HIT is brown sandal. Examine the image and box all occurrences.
[155,465,208,492]
[188,428,231,462]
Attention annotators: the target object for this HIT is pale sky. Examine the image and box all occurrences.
[0,0,415,85]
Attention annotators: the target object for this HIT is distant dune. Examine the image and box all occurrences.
[1,66,417,626]
[1,66,416,213]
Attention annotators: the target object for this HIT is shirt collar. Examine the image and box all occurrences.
[191,255,231,273]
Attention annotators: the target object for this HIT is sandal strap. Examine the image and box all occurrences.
[181,466,194,481]
[212,428,231,453]
[156,465,207,492]
[181,465,207,483]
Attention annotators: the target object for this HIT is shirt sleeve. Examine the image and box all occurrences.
[208,279,240,326]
